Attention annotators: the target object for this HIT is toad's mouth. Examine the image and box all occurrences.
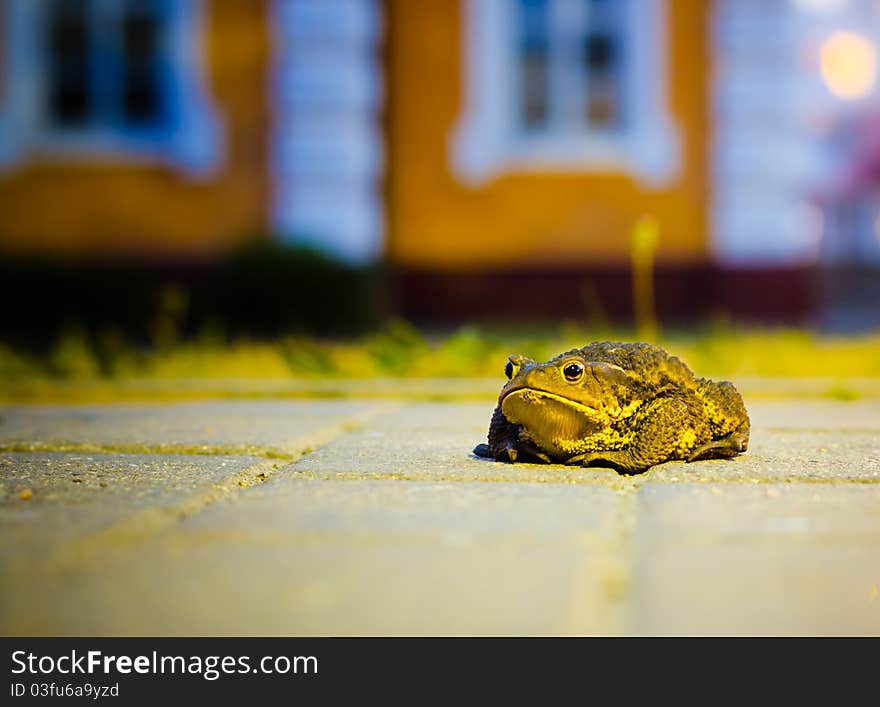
[500,388,602,441]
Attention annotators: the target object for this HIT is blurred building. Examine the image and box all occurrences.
[1,0,879,324]
[0,0,267,256]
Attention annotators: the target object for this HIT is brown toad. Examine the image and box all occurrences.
[473,341,749,474]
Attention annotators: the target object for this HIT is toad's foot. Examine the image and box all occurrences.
[687,429,749,462]
[472,441,551,464]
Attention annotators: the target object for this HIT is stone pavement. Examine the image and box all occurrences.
[0,391,878,635]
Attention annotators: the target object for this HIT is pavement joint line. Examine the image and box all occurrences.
[4,447,873,488]
[0,391,504,405]
[25,404,400,568]
[39,457,287,570]
[4,376,880,405]
[0,440,300,461]
[0,402,399,463]
[560,477,642,634]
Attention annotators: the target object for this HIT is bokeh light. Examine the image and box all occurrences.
[820,30,877,100]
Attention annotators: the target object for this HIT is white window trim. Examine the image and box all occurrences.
[0,0,224,177]
[450,0,680,187]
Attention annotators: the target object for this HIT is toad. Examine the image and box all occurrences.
[473,341,749,474]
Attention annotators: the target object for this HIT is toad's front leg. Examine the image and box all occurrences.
[473,406,552,463]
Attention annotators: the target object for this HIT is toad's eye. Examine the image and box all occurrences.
[563,362,585,382]
[504,361,514,379]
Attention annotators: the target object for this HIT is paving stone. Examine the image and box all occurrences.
[2,395,879,637]
[745,400,880,430]
[0,451,275,635]
[288,401,492,479]
[631,483,880,635]
[1,480,628,636]
[0,401,384,457]
[644,429,880,483]
[288,402,629,485]
[0,452,266,562]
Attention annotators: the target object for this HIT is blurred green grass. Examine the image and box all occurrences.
[2,319,879,387]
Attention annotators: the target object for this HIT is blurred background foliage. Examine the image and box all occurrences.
[3,314,879,387]
[0,242,384,350]
[2,0,879,395]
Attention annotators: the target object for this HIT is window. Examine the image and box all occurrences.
[0,0,223,176]
[48,0,91,126]
[452,0,679,186]
[47,0,167,130]
[518,0,551,129]
[515,0,626,133]
[121,1,165,124]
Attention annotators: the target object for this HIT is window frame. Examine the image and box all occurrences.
[514,0,626,135]
[0,0,223,177]
[451,0,680,187]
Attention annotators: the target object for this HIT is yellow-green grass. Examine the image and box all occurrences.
[1,321,879,402]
